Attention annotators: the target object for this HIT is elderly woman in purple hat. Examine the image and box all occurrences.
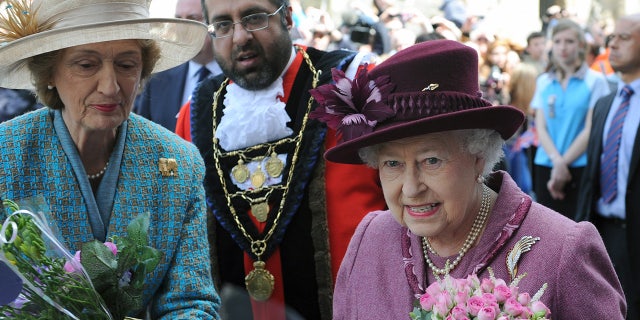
[0,0,219,318]
[309,39,625,319]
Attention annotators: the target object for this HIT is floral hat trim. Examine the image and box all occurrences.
[0,0,52,45]
[309,65,396,142]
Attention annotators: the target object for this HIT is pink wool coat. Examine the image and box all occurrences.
[333,171,625,319]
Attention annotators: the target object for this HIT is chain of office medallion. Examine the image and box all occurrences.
[211,47,320,259]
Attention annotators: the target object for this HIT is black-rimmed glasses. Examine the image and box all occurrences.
[208,5,284,39]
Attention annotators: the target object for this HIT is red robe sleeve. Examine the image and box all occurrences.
[324,128,386,282]
[175,101,192,142]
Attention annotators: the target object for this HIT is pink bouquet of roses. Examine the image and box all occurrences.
[410,268,550,320]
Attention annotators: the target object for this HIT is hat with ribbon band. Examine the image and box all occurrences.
[0,0,208,89]
[309,39,525,164]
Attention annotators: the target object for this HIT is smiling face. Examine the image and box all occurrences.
[208,0,293,90]
[51,40,142,136]
[376,132,485,241]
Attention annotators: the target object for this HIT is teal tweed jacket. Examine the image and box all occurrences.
[0,109,220,319]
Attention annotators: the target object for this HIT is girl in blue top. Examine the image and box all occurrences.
[531,19,611,219]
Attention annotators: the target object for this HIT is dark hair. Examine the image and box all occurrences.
[526,31,545,45]
[275,0,291,28]
[415,32,446,43]
[202,0,290,29]
[28,40,161,109]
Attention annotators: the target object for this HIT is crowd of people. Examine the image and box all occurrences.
[0,0,638,318]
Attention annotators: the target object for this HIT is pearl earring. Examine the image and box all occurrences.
[47,85,54,90]
[476,174,485,184]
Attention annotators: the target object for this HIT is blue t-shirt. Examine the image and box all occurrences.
[531,64,611,167]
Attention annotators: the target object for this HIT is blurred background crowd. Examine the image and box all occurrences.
[2,0,638,217]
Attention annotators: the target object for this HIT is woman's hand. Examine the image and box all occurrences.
[547,157,572,199]
[547,177,566,199]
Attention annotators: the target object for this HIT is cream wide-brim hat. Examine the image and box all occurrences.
[0,0,208,90]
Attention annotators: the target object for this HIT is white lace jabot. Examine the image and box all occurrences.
[216,77,293,151]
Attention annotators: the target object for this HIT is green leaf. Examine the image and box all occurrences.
[126,212,150,246]
[81,240,118,291]
[137,245,161,270]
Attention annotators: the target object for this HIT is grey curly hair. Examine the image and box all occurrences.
[358,129,505,178]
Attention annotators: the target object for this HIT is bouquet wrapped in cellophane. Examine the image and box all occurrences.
[0,196,160,320]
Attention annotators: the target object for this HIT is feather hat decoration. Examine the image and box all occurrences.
[0,0,51,43]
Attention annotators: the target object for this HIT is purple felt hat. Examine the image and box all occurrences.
[309,39,525,164]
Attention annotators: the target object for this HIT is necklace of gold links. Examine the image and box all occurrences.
[211,46,320,263]
[422,184,491,277]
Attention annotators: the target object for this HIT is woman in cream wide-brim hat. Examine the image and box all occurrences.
[0,0,221,318]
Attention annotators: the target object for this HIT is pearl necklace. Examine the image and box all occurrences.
[422,184,490,277]
[87,161,109,180]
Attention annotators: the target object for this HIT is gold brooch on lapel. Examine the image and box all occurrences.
[506,235,540,281]
[159,158,178,177]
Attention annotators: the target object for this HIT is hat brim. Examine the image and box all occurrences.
[325,105,525,164]
[0,18,207,89]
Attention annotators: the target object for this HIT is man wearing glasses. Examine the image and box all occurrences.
[178,0,385,319]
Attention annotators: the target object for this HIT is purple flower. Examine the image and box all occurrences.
[10,294,28,309]
[118,270,132,288]
[309,66,395,141]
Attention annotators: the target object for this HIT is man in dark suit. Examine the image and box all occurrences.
[576,13,640,319]
[134,0,221,131]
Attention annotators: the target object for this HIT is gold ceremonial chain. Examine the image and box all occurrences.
[422,184,490,277]
[211,47,320,301]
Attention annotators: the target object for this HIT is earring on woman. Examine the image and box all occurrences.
[476,174,485,184]
[47,85,54,90]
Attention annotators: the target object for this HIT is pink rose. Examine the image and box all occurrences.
[493,284,512,302]
[493,278,507,287]
[454,278,470,292]
[450,305,469,319]
[477,306,497,320]
[481,293,497,306]
[455,290,470,305]
[503,297,523,316]
[466,296,484,316]
[530,300,550,317]
[425,281,443,296]
[433,299,450,316]
[466,274,480,287]
[433,292,453,315]
[419,293,436,310]
[517,292,531,305]
[481,278,495,293]
[519,306,532,318]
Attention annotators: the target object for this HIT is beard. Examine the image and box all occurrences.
[216,31,292,91]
